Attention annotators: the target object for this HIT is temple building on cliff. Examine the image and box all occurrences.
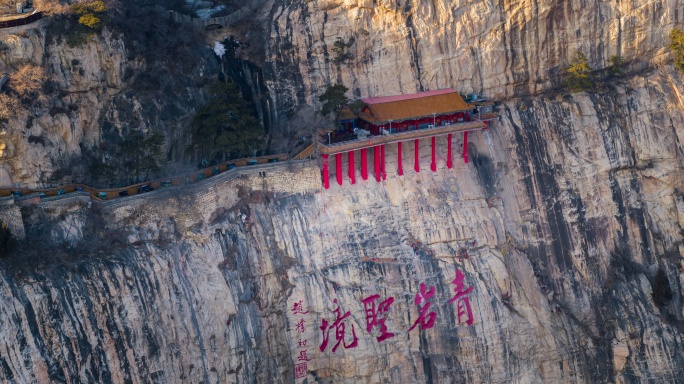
[318,88,496,189]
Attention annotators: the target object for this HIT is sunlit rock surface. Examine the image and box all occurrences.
[264,0,678,114]
[0,20,211,187]
[1,0,680,186]
[0,0,683,382]
[0,66,683,382]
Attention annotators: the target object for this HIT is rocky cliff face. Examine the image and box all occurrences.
[3,0,676,186]
[260,0,679,116]
[0,0,683,383]
[0,13,214,188]
[0,62,683,382]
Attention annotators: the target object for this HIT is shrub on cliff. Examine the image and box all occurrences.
[608,55,625,76]
[0,94,19,121]
[319,84,349,116]
[72,1,106,30]
[332,37,354,65]
[187,81,263,162]
[52,0,115,47]
[565,53,593,92]
[669,28,684,71]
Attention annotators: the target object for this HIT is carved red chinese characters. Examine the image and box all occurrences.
[362,294,395,342]
[409,283,437,331]
[294,362,307,379]
[449,270,474,326]
[297,350,312,361]
[296,319,306,333]
[292,299,310,380]
[320,299,358,352]
[292,300,309,315]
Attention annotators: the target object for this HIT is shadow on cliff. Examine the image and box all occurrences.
[0,203,145,279]
[469,144,498,199]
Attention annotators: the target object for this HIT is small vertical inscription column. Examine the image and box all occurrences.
[321,154,329,189]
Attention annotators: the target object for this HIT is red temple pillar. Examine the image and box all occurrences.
[397,141,403,176]
[430,136,437,172]
[322,154,329,189]
[374,145,381,182]
[446,133,453,169]
[381,144,386,180]
[348,151,355,185]
[463,131,469,164]
[414,139,420,172]
[336,153,343,185]
[361,148,368,180]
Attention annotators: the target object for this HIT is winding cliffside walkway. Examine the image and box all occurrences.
[0,11,42,29]
[4,114,498,203]
[4,150,303,204]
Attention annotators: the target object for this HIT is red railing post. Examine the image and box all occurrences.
[361,148,368,180]
[397,141,403,176]
[446,133,453,169]
[463,131,469,164]
[335,153,343,186]
[348,151,355,184]
[430,136,437,172]
[374,145,381,182]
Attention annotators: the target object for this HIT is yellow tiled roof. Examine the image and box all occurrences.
[359,89,471,124]
[337,106,357,121]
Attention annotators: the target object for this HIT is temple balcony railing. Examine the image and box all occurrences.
[318,120,488,155]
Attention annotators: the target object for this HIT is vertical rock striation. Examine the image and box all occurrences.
[0,63,682,382]
[262,0,680,115]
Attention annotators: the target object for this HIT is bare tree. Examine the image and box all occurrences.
[8,64,46,102]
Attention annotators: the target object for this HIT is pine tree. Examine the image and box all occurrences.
[119,132,165,183]
[188,81,263,162]
[319,84,349,116]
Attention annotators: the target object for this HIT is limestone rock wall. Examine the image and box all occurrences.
[0,65,682,382]
[262,0,682,116]
[0,18,212,188]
